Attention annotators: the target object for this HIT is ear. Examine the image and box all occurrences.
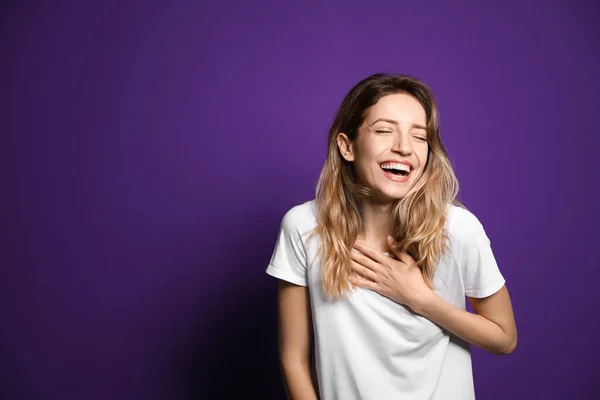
[336,133,355,162]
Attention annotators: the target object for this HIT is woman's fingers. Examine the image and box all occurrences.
[386,237,417,267]
[353,241,387,264]
[349,273,378,292]
[350,260,378,282]
[398,252,416,267]
[350,247,381,273]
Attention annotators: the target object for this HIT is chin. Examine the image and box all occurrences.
[371,188,408,204]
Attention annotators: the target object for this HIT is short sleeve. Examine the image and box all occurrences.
[458,213,506,298]
[265,208,308,287]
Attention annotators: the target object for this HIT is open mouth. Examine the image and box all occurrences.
[380,161,412,178]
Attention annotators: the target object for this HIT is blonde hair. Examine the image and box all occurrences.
[310,73,464,300]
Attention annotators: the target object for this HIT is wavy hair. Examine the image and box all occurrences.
[310,73,464,300]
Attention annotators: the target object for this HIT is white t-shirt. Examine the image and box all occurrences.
[266,200,506,400]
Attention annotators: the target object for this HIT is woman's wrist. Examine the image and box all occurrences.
[409,289,439,316]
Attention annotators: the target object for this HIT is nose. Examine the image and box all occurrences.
[391,132,412,156]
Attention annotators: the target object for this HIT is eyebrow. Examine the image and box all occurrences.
[369,118,428,131]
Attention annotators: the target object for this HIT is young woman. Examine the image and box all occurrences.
[265,73,517,400]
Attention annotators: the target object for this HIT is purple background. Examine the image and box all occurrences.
[2,1,599,399]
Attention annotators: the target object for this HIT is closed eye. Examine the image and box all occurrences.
[375,130,393,134]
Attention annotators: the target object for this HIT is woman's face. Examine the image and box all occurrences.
[337,93,429,203]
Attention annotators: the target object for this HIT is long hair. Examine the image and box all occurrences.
[311,73,463,300]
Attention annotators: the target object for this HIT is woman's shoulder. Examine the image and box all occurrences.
[279,199,318,233]
[445,203,486,241]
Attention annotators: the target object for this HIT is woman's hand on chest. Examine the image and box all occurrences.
[349,236,435,312]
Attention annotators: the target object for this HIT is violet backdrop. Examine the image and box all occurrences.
[2,0,599,399]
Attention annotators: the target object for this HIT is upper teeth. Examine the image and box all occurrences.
[381,162,410,172]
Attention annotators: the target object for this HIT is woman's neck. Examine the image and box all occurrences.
[356,200,394,253]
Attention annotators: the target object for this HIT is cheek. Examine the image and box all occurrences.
[354,141,384,168]
[416,145,429,168]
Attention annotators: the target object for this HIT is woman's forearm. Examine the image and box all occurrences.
[281,360,319,400]
[414,292,516,355]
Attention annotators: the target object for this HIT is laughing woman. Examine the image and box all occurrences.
[265,73,517,400]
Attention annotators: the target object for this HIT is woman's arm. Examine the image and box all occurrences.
[277,280,319,400]
[350,239,517,356]
[414,285,517,355]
